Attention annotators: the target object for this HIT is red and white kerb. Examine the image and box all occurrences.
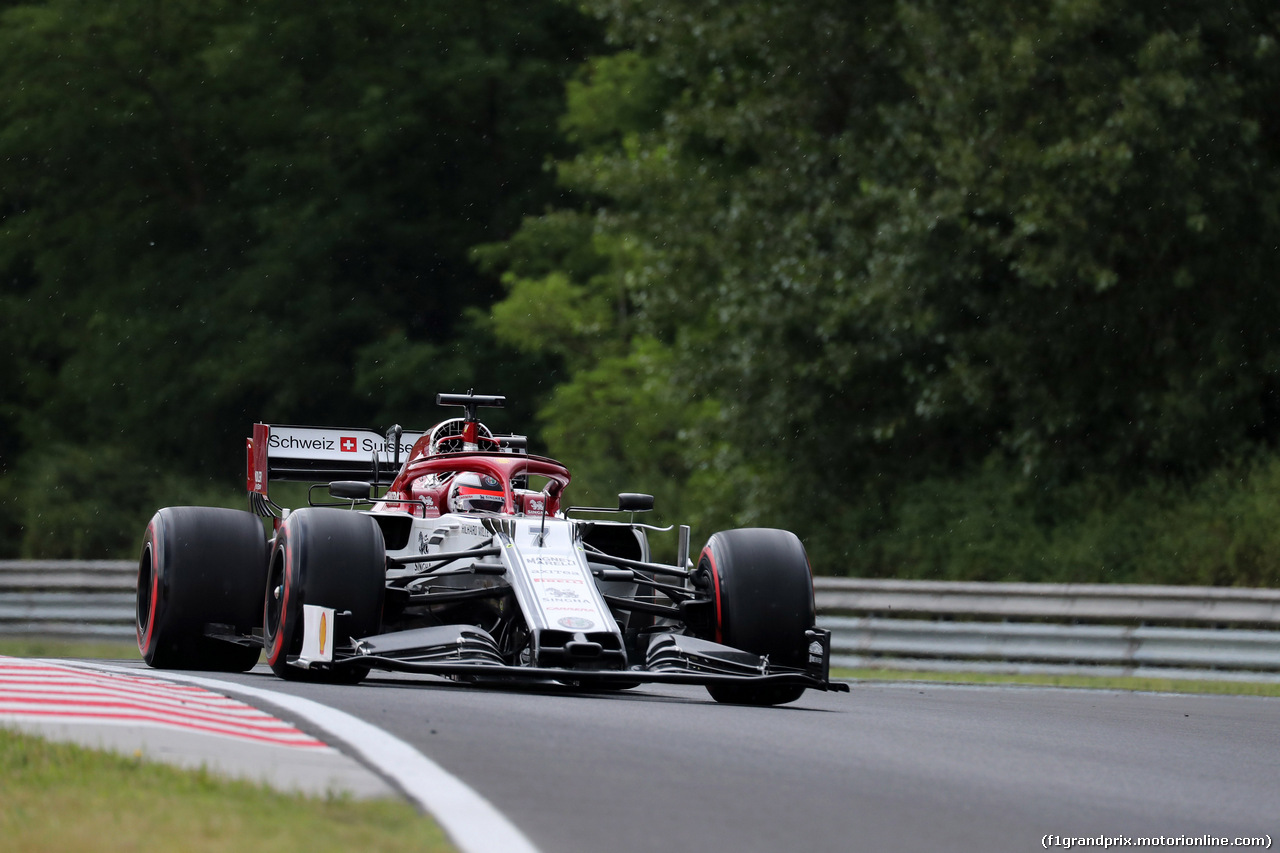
[0,656,328,749]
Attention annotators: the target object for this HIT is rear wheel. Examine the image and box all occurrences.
[263,508,386,684]
[136,507,267,672]
[695,528,815,706]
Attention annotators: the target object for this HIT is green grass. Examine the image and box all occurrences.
[0,728,455,853]
[1,638,454,852]
[0,637,141,660]
[835,667,1280,697]
[0,636,266,668]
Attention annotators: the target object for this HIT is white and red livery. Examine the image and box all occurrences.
[137,393,845,706]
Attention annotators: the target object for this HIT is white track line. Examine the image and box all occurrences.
[61,661,541,853]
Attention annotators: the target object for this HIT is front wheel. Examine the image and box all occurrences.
[694,528,815,706]
[263,508,386,684]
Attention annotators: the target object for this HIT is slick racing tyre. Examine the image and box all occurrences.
[695,528,816,706]
[137,507,268,672]
[264,508,385,684]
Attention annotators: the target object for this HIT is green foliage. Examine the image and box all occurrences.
[5,0,1280,588]
[534,338,726,524]
[562,51,672,150]
[490,271,616,367]
[858,454,1280,587]
[870,1,1280,478]
[0,1,600,555]
[6,444,243,559]
[485,0,1280,583]
[350,321,555,439]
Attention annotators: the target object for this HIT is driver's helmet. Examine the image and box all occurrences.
[448,472,505,513]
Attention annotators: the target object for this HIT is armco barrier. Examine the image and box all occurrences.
[813,578,1280,679]
[821,617,1280,673]
[4,563,1279,678]
[0,560,137,639]
[811,577,1280,626]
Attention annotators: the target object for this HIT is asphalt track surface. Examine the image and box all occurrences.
[77,662,1278,853]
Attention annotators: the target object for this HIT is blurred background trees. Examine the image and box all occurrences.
[0,0,597,553]
[3,0,1279,586]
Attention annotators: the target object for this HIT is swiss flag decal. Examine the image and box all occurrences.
[340,436,357,453]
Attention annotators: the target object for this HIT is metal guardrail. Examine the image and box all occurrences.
[812,577,1280,625]
[0,560,137,639]
[4,563,1279,679]
[813,578,1280,680]
[822,617,1280,673]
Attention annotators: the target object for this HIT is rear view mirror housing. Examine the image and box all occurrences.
[617,493,655,512]
[329,480,373,501]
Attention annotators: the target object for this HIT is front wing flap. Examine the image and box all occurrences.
[334,657,848,692]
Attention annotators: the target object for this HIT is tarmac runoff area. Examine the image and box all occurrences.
[0,655,397,799]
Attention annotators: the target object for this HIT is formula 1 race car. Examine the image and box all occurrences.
[136,393,847,705]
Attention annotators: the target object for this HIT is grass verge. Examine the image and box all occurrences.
[3,638,451,850]
[0,727,455,853]
[835,667,1280,697]
[0,637,140,660]
[0,637,266,667]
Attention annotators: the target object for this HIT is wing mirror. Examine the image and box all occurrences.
[617,493,654,512]
[329,480,373,500]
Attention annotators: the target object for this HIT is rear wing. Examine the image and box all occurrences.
[246,424,425,497]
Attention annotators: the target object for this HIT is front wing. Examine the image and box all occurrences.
[290,610,848,693]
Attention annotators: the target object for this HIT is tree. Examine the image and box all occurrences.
[0,0,599,555]
[487,0,1280,572]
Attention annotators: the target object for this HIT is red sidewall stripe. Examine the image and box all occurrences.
[137,521,161,656]
[700,543,723,644]
[267,533,293,666]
